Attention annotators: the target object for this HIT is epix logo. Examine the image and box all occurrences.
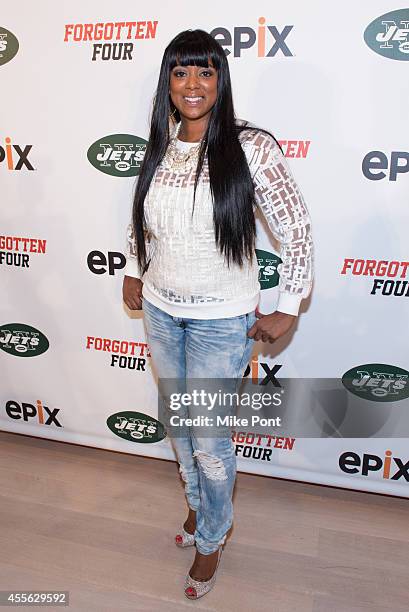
[362,151,409,181]
[5,399,62,427]
[210,17,293,57]
[87,250,125,275]
[340,450,409,481]
[0,137,34,170]
[243,359,282,387]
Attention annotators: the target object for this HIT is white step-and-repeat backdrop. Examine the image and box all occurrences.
[2,1,408,497]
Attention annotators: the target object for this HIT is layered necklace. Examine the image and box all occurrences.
[162,122,203,173]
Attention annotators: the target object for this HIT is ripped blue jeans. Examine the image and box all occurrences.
[141,296,256,555]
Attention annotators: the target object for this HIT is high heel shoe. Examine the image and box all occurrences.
[184,546,223,599]
[175,526,195,548]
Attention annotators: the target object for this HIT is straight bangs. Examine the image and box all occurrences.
[168,40,222,71]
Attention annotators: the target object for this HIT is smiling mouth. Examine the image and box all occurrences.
[183,96,204,105]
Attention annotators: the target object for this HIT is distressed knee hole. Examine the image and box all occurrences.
[193,450,228,481]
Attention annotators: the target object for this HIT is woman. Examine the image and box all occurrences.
[123,29,313,600]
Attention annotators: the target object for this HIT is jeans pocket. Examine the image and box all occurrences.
[246,310,257,337]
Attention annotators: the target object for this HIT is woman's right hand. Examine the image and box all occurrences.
[123,276,143,310]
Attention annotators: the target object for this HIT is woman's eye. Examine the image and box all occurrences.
[200,71,213,77]
[173,70,186,77]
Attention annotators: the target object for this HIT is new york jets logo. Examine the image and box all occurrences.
[107,411,166,443]
[87,134,147,177]
[0,323,49,357]
[256,249,282,290]
[0,27,19,66]
[342,363,409,402]
[364,9,409,61]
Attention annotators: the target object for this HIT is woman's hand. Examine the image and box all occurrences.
[123,276,143,310]
[247,308,296,343]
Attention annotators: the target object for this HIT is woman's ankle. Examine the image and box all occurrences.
[184,509,197,534]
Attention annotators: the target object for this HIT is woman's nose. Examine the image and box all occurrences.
[186,73,199,89]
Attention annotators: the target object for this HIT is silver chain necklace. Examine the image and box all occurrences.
[163,123,203,173]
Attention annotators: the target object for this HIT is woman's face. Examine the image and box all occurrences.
[169,60,218,123]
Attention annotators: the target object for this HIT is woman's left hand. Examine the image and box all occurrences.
[247,308,297,343]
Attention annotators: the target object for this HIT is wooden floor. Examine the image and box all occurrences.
[0,431,408,612]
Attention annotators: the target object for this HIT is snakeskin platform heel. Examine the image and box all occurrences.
[184,546,223,599]
[175,526,195,548]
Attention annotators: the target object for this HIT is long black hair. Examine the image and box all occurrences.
[132,29,279,275]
